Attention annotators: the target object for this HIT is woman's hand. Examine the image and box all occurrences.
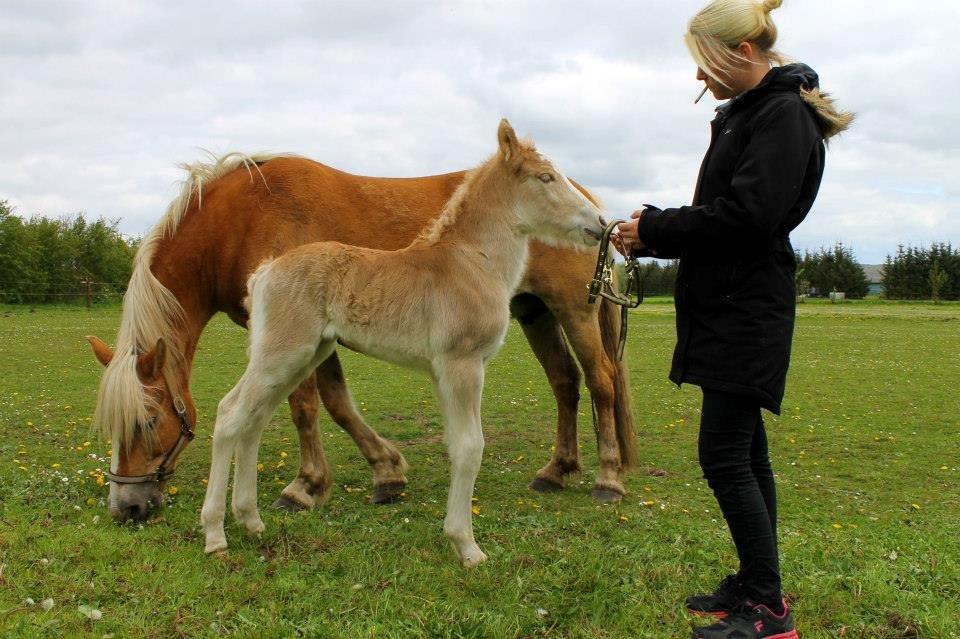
[614,210,647,256]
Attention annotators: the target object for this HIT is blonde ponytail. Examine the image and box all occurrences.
[684,0,787,87]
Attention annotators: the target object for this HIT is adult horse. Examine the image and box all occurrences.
[87,134,636,523]
[202,120,605,565]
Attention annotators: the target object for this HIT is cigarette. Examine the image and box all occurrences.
[694,85,708,104]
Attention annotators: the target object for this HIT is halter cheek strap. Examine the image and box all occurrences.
[587,218,644,360]
[106,362,195,485]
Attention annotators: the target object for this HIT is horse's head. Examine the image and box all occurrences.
[88,335,196,523]
[496,119,606,247]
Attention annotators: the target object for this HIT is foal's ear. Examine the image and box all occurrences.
[136,338,167,380]
[86,335,114,367]
[498,119,521,165]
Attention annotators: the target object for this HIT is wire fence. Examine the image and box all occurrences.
[0,280,127,306]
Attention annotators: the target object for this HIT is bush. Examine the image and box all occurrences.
[882,244,960,300]
[0,201,137,304]
[796,243,870,299]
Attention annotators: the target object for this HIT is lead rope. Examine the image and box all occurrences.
[586,219,645,441]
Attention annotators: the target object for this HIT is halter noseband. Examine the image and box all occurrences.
[106,358,195,485]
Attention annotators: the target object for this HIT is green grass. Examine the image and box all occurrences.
[1,299,958,638]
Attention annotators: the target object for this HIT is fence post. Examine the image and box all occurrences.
[85,279,92,308]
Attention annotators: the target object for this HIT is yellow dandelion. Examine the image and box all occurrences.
[280,451,288,459]
[257,463,265,472]
[642,500,655,507]
[833,523,842,529]
[471,506,480,515]
[95,475,105,486]
[168,486,179,495]
[201,479,208,485]
[911,503,920,510]
[51,463,61,469]
[619,515,629,523]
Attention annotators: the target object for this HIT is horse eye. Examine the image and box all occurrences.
[538,173,554,183]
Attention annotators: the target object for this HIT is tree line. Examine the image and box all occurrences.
[1,201,956,304]
[0,201,137,304]
[618,242,959,301]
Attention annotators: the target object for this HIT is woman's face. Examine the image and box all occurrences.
[695,42,768,100]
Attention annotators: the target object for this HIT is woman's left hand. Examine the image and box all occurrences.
[616,210,646,255]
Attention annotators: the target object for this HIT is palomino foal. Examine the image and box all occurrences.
[200,120,605,565]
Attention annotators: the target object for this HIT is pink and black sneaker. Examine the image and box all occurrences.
[691,600,798,639]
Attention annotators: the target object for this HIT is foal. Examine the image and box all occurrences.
[200,120,605,566]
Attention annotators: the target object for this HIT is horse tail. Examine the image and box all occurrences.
[597,294,637,469]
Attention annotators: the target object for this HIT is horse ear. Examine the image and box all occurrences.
[136,338,167,380]
[86,336,114,367]
[498,119,520,165]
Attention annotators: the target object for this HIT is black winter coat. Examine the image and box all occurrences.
[639,64,840,413]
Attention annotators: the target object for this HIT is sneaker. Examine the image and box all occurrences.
[686,574,746,619]
[691,600,798,639]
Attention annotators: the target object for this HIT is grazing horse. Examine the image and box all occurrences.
[87,129,637,525]
[201,120,605,565]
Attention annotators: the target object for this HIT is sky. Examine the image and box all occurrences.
[2,0,957,264]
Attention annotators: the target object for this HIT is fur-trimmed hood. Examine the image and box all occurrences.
[765,63,854,139]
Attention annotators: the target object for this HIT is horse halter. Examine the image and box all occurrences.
[587,219,644,360]
[106,359,195,485]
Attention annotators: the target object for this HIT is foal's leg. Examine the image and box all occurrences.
[556,305,626,502]
[435,357,487,567]
[516,306,584,492]
[202,339,335,553]
[314,353,409,503]
[274,372,335,511]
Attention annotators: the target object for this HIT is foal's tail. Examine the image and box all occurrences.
[242,258,277,329]
[598,295,637,469]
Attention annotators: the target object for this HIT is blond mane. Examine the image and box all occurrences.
[94,152,286,449]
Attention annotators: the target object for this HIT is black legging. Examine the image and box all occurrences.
[698,388,781,606]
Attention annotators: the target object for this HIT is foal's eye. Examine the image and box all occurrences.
[538,173,555,183]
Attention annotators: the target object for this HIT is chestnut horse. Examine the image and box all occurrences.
[202,121,605,565]
[87,134,636,523]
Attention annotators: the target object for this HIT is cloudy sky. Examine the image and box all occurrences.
[2,0,957,263]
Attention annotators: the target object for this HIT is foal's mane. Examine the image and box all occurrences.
[94,152,284,448]
[415,139,538,246]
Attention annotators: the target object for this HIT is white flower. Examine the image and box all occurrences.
[40,598,55,611]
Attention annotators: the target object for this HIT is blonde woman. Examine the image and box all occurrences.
[616,0,852,637]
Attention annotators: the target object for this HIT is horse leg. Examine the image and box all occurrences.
[314,353,409,504]
[273,372,335,512]
[202,335,335,553]
[435,357,487,567]
[514,304,583,492]
[557,305,627,502]
[201,383,242,553]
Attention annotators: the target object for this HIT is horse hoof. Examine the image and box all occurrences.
[272,495,309,512]
[591,487,624,503]
[528,477,564,493]
[372,482,406,504]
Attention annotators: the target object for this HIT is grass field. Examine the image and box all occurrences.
[1,299,958,638]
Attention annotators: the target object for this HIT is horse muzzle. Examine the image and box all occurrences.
[109,482,163,523]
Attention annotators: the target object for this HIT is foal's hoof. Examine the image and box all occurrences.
[372,482,406,504]
[528,476,564,493]
[591,487,625,504]
[272,495,309,512]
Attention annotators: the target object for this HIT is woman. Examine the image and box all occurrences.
[615,1,852,637]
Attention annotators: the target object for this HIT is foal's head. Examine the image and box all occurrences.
[494,119,606,247]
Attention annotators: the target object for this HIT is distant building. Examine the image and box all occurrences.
[861,264,884,295]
